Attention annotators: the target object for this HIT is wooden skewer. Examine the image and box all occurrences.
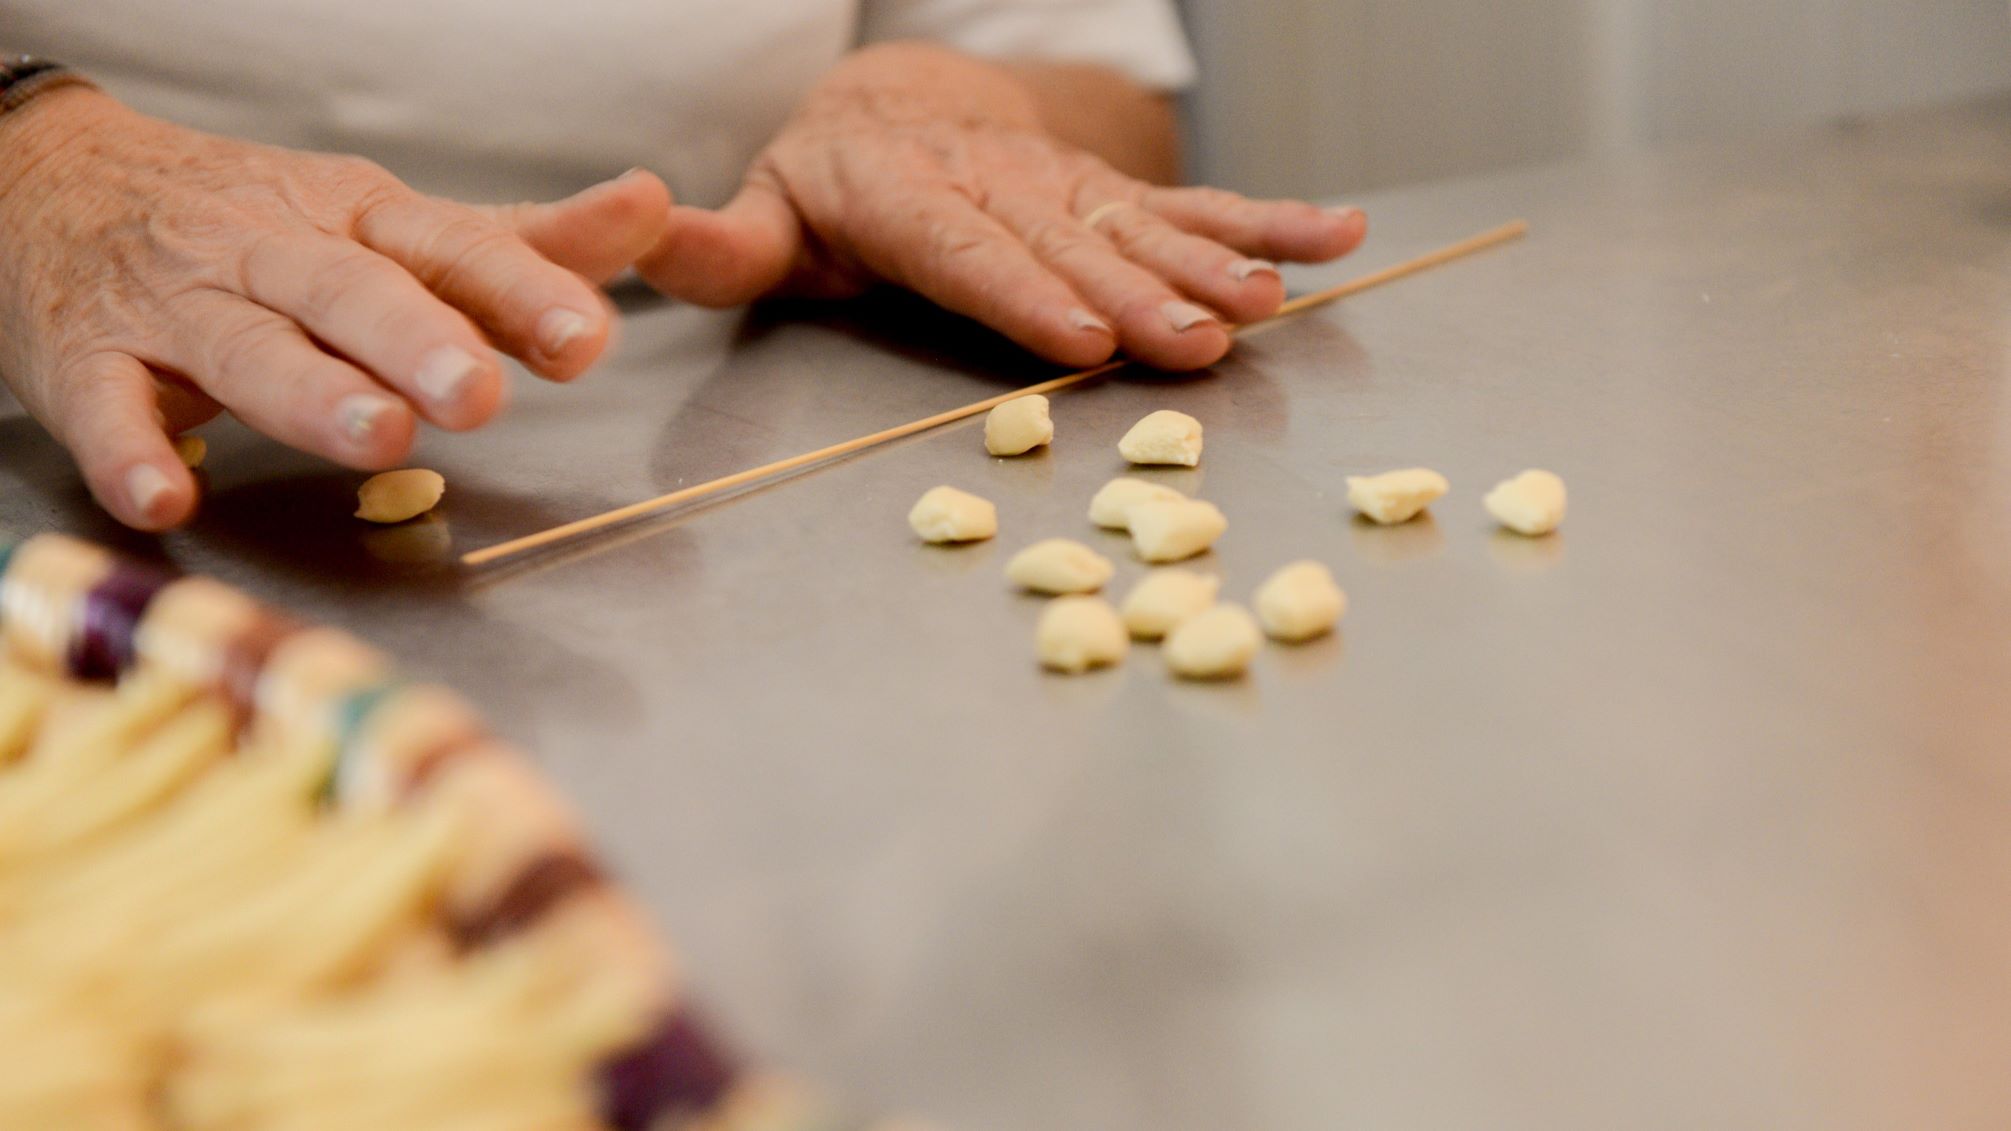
[1269,218,1528,319]
[460,219,1529,568]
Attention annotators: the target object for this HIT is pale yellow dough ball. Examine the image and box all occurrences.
[1164,604,1262,680]
[1005,538,1114,594]
[355,469,445,524]
[1253,560,1346,642]
[1484,469,1568,535]
[1036,596,1129,673]
[984,394,1054,456]
[1118,409,1203,466]
[1087,476,1186,531]
[908,485,998,543]
[1120,569,1220,640]
[173,435,207,469]
[1345,468,1449,525]
[1128,499,1227,563]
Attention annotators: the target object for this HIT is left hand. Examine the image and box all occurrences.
[637,42,1366,372]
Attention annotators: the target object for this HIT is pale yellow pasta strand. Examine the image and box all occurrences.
[0,698,230,863]
[1,737,326,917]
[175,939,641,1131]
[0,662,55,766]
[0,673,187,833]
[0,986,155,1131]
[128,817,410,1008]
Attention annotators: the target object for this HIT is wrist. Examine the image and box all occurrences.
[0,82,116,212]
[825,41,1042,132]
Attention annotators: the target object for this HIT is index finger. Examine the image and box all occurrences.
[354,193,614,382]
[1142,186,1367,263]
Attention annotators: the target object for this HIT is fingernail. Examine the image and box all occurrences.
[414,346,481,406]
[337,394,400,446]
[1228,258,1280,282]
[538,308,593,356]
[1327,205,1366,224]
[592,167,646,193]
[1067,307,1114,336]
[125,464,172,520]
[1161,301,1219,333]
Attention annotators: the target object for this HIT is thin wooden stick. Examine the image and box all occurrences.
[1268,218,1527,320]
[460,219,1528,568]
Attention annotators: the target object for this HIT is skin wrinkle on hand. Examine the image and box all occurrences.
[0,87,668,531]
[636,39,1364,375]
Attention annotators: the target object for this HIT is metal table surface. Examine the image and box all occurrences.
[6,94,2011,1130]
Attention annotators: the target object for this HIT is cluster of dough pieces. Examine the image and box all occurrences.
[912,395,1569,679]
[1344,466,1567,536]
[911,398,1348,680]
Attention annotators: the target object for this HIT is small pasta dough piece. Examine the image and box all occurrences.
[1120,569,1220,640]
[1346,468,1449,525]
[1118,410,1203,466]
[1128,499,1227,563]
[1164,604,1262,680]
[173,435,207,469]
[908,485,998,543]
[1005,539,1114,594]
[1087,477,1186,531]
[984,394,1053,456]
[1254,560,1346,642]
[1036,596,1129,673]
[1485,469,1567,535]
[355,469,445,524]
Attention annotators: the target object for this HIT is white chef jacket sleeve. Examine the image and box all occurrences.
[858,0,1198,91]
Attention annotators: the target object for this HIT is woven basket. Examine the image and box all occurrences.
[0,532,892,1131]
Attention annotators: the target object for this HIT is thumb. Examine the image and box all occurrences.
[483,168,673,285]
[635,176,802,307]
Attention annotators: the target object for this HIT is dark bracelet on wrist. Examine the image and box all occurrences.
[0,55,98,117]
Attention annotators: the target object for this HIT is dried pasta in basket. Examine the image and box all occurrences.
[0,531,904,1131]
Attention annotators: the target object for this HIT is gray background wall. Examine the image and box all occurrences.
[1179,0,2011,198]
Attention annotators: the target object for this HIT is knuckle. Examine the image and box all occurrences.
[1190,186,1248,212]
[204,311,279,380]
[926,232,1009,307]
[1018,218,1096,263]
[322,153,397,192]
[423,218,522,289]
[926,217,992,269]
[299,248,393,323]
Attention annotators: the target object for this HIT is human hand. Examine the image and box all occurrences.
[0,87,672,530]
[638,42,1366,373]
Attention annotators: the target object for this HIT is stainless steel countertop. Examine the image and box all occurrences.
[7,95,2011,1129]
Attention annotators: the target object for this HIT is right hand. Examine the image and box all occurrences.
[0,86,672,530]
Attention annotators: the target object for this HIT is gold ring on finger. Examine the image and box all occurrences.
[1081,200,1136,233]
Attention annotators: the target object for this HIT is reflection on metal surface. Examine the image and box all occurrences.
[911,540,999,578]
[1036,652,1130,707]
[361,512,452,567]
[1126,465,1205,498]
[1348,511,1448,565]
[1486,529,1566,572]
[983,442,1056,491]
[1265,628,1346,680]
[1164,662,1264,720]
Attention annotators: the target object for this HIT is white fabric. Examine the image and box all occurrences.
[1,0,1194,206]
